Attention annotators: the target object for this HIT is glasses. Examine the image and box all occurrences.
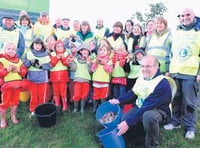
[181,13,191,17]
[141,65,155,69]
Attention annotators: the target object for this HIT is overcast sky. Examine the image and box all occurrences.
[49,0,200,31]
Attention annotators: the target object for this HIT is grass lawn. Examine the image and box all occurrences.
[0,102,200,148]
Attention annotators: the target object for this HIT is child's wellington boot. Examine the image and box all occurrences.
[11,106,19,124]
[0,108,7,128]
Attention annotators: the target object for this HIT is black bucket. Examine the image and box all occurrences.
[35,103,57,128]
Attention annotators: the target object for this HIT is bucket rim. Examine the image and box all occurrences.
[35,103,57,117]
[96,101,122,126]
[35,110,56,118]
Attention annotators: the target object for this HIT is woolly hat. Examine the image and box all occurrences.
[134,47,145,56]
[70,41,82,48]
[77,44,91,55]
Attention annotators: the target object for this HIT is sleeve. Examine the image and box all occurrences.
[123,61,130,73]
[69,61,77,72]
[0,63,8,78]
[50,55,59,67]
[17,31,25,59]
[40,62,52,70]
[61,55,71,67]
[125,79,172,127]
[118,90,137,105]
[91,63,98,72]
[19,64,28,77]
[119,56,127,67]
[103,63,113,74]
[23,54,32,68]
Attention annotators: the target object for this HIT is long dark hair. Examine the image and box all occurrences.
[30,38,46,52]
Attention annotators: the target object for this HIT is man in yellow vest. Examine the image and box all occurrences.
[109,55,172,148]
[0,15,25,58]
[93,18,110,44]
[164,8,200,140]
[33,12,54,44]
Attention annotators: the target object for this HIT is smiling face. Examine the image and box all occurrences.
[55,43,64,53]
[4,43,16,57]
[133,25,142,36]
[33,43,42,51]
[141,55,159,79]
[3,18,14,29]
[80,48,90,57]
[98,46,108,57]
[181,8,195,26]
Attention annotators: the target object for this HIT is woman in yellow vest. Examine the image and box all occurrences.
[18,15,34,59]
[49,40,71,112]
[0,42,27,128]
[77,20,93,44]
[107,21,127,51]
[90,44,113,112]
[127,24,143,54]
[144,16,171,74]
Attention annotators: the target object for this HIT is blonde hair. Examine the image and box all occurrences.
[156,16,168,28]
[98,44,112,56]
[3,41,16,52]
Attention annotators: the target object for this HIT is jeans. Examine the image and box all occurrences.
[171,78,198,131]
[113,84,125,98]
[122,107,168,148]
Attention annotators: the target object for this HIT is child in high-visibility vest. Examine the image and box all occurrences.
[0,42,27,128]
[90,44,113,112]
[23,38,51,115]
[70,44,92,114]
[49,40,71,111]
[111,44,128,98]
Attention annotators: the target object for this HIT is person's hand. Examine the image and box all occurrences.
[196,75,200,83]
[66,56,74,64]
[165,72,170,77]
[117,121,129,136]
[87,56,92,64]
[57,54,64,59]
[11,65,20,72]
[7,65,13,72]
[108,99,120,105]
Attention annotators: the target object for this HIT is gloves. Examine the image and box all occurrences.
[31,59,42,69]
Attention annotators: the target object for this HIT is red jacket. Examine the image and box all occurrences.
[0,54,28,91]
[49,53,71,82]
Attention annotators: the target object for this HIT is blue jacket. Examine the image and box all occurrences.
[23,49,51,83]
[118,71,172,127]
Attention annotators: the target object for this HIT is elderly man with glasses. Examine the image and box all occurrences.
[109,55,174,148]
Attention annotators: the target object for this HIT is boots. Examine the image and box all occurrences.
[11,106,19,124]
[92,100,97,113]
[62,98,68,111]
[73,101,79,113]
[80,99,86,115]
[54,96,60,107]
[0,108,7,128]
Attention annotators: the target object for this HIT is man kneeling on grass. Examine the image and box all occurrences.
[109,55,173,148]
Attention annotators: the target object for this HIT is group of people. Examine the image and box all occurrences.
[0,7,199,148]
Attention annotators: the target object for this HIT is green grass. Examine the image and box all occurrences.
[0,102,200,148]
